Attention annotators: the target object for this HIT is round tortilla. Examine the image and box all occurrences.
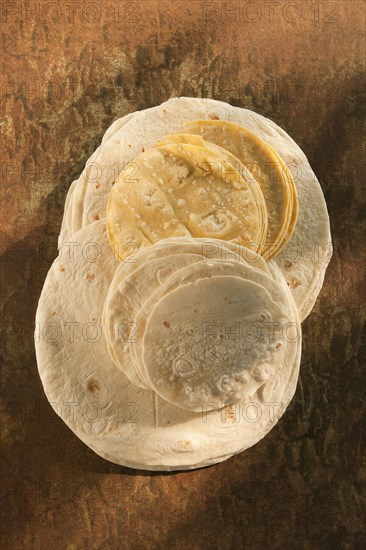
[143,275,287,411]
[104,250,243,388]
[58,97,332,320]
[103,237,273,391]
[106,143,266,259]
[36,221,301,471]
[130,256,286,388]
[154,133,268,241]
[183,119,296,259]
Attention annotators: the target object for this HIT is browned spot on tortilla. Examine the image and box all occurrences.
[209,113,220,120]
[59,265,65,272]
[178,440,191,449]
[87,378,100,394]
[284,261,293,269]
[128,144,131,147]
[163,321,170,328]
[93,212,100,220]
[287,276,302,289]
[95,182,101,189]
[86,273,95,283]
[276,342,282,349]
[141,146,145,152]
[223,404,237,423]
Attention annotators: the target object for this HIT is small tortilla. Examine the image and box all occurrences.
[143,275,287,411]
[129,257,290,393]
[183,119,297,259]
[106,143,266,260]
[104,251,242,388]
[104,237,285,391]
[154,133,268,242]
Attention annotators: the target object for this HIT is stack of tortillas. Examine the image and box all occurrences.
[35,98,332,470]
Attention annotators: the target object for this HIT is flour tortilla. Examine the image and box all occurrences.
[103,236,268,382]
[36,221,301,470]
[103,237,274,388]
[143,275,287,411]
[129,257,290,394]
[103,239,288,393]
[106,237,270,302]
[58,97,331,320]
[104,251,241,388]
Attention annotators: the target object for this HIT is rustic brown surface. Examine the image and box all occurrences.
[1,1,365,548]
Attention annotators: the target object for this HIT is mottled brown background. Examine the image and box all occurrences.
[1,0,365,548]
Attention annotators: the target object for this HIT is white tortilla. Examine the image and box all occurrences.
[58,97,332,320]
[103,238,267,389]
[143,275,287,411]
[104,251,244,388]
[36,221,301,471]
[129,256,290,390]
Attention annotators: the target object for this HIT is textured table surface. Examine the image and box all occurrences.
[1,1,365,548]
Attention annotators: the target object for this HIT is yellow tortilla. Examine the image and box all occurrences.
[266,144,298,255]
[183,119,294,259]
[154,133,268,251]
[107,143,266,261]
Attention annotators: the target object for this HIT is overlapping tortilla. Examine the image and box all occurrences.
[58,98,331,320]
[36,221,301,470]
[107,143,266,260]
[183,119,297,259]
[154,132,268,241]
[35,98,332,470]
[142,274,287,411]
[103,238,261,389]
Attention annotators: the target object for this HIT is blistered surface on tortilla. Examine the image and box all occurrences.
[143,275,287,410]
[107,143,265,259]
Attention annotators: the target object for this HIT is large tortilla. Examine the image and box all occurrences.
[36,97,332,470]
[58,97,332,320]
[36,221,301,471]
